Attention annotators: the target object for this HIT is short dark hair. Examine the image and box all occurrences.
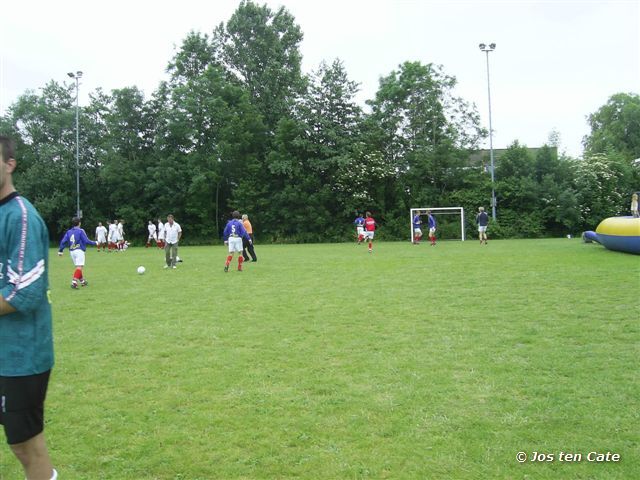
[0,136,15,163]
[72,217,81,226]
[232,210,241,219]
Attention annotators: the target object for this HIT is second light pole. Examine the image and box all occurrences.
[68,70,83,218]
[479,43,497,221]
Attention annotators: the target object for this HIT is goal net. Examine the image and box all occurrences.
[409,207,466,242]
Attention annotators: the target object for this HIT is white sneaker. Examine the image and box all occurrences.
[163,265,169,269]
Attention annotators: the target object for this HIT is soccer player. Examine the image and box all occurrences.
[426,210,437,246]
[412,211,423,244]
[95,221,108,252]
[58,217,97,288]
[354,213,365,244]
[146,220,157,248]
[476,206,490,244]
[363,211,377,253]
[157,218,166,249]
[116,219,125,251]
[0,135,58,480]
[223,211,251,272]
[163,214,182,269]
[107,220,118,252]
[241,214,257,262]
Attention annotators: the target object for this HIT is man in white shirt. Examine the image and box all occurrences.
[107,220,118,252]
[116,220,125,251]
[146,221,157,248]
[163,214,182,269]
[95,222,108,252]
[157,218,166,249]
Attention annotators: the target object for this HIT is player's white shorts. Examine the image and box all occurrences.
[97,234,106,244]
[413,228,422,236]
[356,226,364,236]
[148,233,158,241]
[70,249,86,267]
[363,231,374,240]
[227,237,243,253]
[429,227,436,235]
[478,226,487,233]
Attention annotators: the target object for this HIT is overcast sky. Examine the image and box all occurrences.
[2,0,638,158]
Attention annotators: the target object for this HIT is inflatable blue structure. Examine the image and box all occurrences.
[583,216,640,254]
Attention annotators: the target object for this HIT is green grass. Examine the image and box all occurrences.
[1,239,638,479]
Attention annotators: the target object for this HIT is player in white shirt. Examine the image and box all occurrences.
[107,220,118,252]
[163,214,182,269]
[146,220,157,248]
[95,222,108,252]
[116,220,125,251]
[157,218,166,249]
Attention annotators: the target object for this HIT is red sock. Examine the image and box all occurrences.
[73,268,82,280]
[225,255,233,267]
[238,257,244,270]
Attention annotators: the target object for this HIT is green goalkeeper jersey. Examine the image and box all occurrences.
[0,192,54,376]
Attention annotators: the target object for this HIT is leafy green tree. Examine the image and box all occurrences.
[212,0,305,133]
[584,93,640,160]
[8,82,83,236]
[156,33,266,239]
[572,152,635,228]
[295,59,366,218]
[167,31,216,83]
[365,61,485,223]
[88,86,156,235]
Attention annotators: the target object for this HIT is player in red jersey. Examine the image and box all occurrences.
[363,211,377,253]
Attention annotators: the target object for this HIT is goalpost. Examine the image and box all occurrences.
[409,207,465,242]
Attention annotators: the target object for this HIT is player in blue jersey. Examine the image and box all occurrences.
[223,210,251,272]
[426,210,437,246]
[354,213,365,244]
[412,211,423,244]
[0,136,58,480]
[58,217,97,288]
[476,206,490,245]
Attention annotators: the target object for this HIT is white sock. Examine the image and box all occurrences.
[51,468,58,480]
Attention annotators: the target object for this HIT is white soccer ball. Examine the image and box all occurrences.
[137,266,146,275]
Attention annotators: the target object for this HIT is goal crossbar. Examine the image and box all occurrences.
[410,207,465,241]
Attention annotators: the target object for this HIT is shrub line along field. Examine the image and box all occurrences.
[1,239,637,479]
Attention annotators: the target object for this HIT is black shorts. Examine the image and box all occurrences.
[0,370,51,445]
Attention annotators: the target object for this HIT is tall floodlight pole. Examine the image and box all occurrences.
[479,43,497,220]
[67,71,83,218]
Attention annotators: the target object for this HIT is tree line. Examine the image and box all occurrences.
[1,1,638,244]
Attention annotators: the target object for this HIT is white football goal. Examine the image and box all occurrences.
[409,207,465,242]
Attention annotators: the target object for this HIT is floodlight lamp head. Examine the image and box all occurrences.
[478,43,486,50]
[489,43,496,50]
[76,71,83,78]
[67,72,74,78]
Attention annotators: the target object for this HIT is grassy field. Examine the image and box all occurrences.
[1,239,638,479]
